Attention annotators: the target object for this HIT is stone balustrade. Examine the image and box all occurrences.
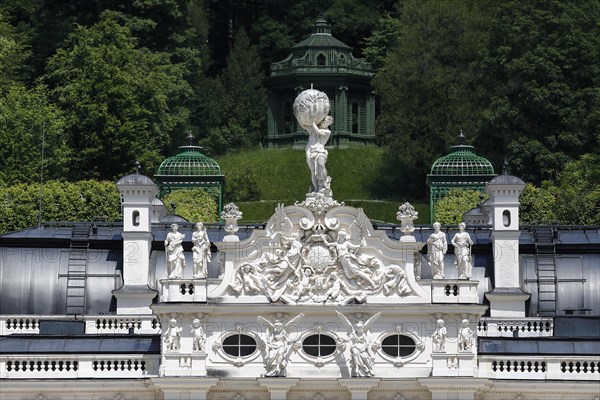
[478,356,600,381]
[0,315,161,335]
[0,355,160,379]
[431,280,479,303]
[477,317,554,337]
[159,279,207,302]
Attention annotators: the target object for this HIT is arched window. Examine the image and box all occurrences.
[302,334,336,357]
[381,334,416,357]
[284,101,292,133]
[503,210,511,227]
[222,334,257,357]
[351,102,359,133]
[317,54,326,66]
[132,210,140,227]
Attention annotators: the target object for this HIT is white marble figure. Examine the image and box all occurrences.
[164,318,182,351]
[191,318,206,351]
[325,225,376,288]
[452,222,474,279]
[257,313,305,377]
[229,263,267,295]
[165,223,186,278]
[305,116,333,194]
[458,319,474,351]
[427,222,447,279]
[324,272,365,304]
[293,88,333,195]
[336,311,381,377]
[192,222,211,278]
[432,319,447,352]
[383,264,412,296]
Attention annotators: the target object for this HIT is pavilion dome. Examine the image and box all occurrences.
[156,146,222,177]
[430,145,495,176]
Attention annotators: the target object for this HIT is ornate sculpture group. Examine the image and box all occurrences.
[431,317,475,352]
[164,222,211,279]
[228,205,413,304]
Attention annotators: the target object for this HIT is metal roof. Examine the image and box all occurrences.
[0,336,160,354]
[479,338,600,355]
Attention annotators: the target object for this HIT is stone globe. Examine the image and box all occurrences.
[293,89,330,128]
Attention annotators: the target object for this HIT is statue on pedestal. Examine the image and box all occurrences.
[452,222,473,279]
[165,224,186,279]
[192,222,211,278]
[432,318,447,352]
[458,319,474,351]
[191,318,206,351]
[164,318,182,351]
[427,222,447,279]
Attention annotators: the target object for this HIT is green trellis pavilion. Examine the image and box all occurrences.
[265,17,375,148]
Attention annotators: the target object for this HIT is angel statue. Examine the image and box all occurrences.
[257,313,304,377]
[336,311,381,377]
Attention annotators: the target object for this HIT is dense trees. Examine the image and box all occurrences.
[0,0,597,231]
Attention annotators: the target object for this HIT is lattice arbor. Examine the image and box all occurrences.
[266,17,375,148]
[427,145,496,222]
[155,146,224,213]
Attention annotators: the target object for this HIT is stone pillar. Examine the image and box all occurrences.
[152,377,219,400]
[258,378,299,400]
[336,85,348,134]
[484,175,530,317]
[338,379,380,400]
[113,174,159,314]
[418,378,489,400]
[366,91,376,138]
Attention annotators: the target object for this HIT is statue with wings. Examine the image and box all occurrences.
[336,310,381,376]
[257,313,305,377]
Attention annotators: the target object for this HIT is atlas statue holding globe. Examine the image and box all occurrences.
[293,88,334,197]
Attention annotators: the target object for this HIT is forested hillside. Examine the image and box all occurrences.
[0,0,598,228]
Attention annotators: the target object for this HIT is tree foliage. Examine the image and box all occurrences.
[0,180,121,234]
[0,84,70,186]
[43,14,192,180]
[476,0,600,183]
[162,188,218,223]
[435,189,486,225]
[372,0,497,198]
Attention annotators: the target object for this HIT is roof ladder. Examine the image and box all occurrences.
[534,226,557,316]
[66,224,91,315]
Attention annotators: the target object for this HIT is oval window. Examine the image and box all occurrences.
[302,334,337,357]
[222,334,257,357]
[381,334,416,357]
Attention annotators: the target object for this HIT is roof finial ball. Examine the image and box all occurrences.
[135,160,141,174]
[186,130,195,145]
[457,130,466,144]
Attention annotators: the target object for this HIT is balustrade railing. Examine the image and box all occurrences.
[0,315,160,335]
[477,317,554,337]
[479,356,600,381]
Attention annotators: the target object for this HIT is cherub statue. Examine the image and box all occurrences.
[191,318,206,351]
[229,263,267,295]
[383,264,412,296]
[192,222,211,278]
[432,319,447,352]
[452,222,474,279]
[336,311,381,377]
[324,272,365,304]
[458,319,474,351]
[427,222,447,279]
[257,313,305,377]
[165,223,186,278]
[164,318,182,351]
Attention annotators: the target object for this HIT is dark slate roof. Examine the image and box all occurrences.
[487,174,525,185]
[0,336,160,354]
[479,338,600,355]
[116,173,156,186]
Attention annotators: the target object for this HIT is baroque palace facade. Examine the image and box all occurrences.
[1,90,599,400]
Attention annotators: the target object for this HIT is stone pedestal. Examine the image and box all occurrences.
[431,280,479,303]
[160,351,207,377]
[485,288,530,317]
[258,378,299,400]
[338,378,380,400]
[160,279,207,302]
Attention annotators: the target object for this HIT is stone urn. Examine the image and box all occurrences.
[396,202,418,242]
[221,202,242,242]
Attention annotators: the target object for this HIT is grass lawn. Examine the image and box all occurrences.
[217,147,429,224]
